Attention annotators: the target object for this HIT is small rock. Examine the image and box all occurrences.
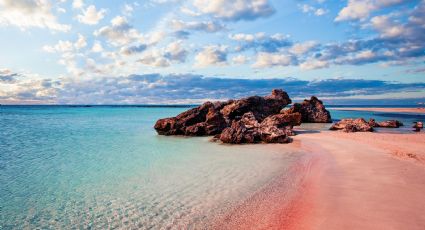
[413,122,423,132]
[330,118,374,132]
[368,119,403,128]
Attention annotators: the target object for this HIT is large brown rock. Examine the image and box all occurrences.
[220,89,292,122]
[154,89,292,137]
[219,112,300,144]
[283,96,331,123]
[330,118,374,132]
[219,112,262,144]
[368,119,403,128]
[154,101,229,136]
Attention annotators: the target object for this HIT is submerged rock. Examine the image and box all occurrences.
[368,119,403,128]
[330,118,374,132]
[283,96,331,123]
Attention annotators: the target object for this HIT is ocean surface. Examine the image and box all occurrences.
[0,105,423,229]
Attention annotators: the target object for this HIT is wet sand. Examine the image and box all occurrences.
[331,107,425,114]
[214,131,425,229]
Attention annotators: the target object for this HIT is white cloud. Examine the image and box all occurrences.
[171,19,224,32]
[370,15,405,38]
[122,3,134,15]
[43,34,88,53]
[77,5,106,25]
[335,0,405,22]
[314,8,327,16]
[299,4,328,16]
[229,32,266,42]
[72,0,84,9]
[180,6,201,16]
[289,41,317,55]
[74,33,87,49]
[192,0,275,21]
[195,45,228,67]
[165,41,188,62]
[253,52,295,68]
[43,40,74,53]
[91,41,103,53]
[232,55,249,64]
[94,16,140,46]
[300,59,329,70]
[138,50,170,67]
[0,0,70,31]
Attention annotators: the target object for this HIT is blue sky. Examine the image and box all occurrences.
[0,0,424,104]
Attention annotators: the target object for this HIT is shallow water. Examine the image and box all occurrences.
[0,105,421,229]
[0,106,304,229]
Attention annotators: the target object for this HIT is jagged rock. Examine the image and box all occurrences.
[368,119,403,128]
[413,122,423,132]
[154,101,229,136]
[283,96,331,123]
[330,118,374,132]
[219,112,261,144]
[219,112,300,144]
[259,126,292,143]
[154,89,292,137]
[260,112,302,130]
[220,89,291,122]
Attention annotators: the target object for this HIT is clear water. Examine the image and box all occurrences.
[0,106,422,229]
[0,106,305,229]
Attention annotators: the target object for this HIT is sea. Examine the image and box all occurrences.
[0,105,423,229]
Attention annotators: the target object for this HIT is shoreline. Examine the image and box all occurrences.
[330,107,425,114]
[215,130,425,229]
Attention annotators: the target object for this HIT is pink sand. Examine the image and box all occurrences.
[213,131,425,229]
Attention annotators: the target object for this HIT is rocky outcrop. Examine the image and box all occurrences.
[218,112,301,144]
[368,119,403,128]
[220,89,292,122]
[283,96,331,123]
[329,118,374,132]
[219,112,262,144]
[154,89,293,143]
[154,101,230,136]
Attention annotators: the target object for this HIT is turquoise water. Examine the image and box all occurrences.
[0,106,422,229]
[0,106,305,229]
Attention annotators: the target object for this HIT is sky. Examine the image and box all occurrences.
[0,0,424,104]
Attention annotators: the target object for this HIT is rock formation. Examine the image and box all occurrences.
[368,119,403,128]
[218,112,302,144]
[329,118,374,132]
[282,96,332,123]
[154,101,229,136]
[154,90,337,143]
[154,89,293,142]
[413,122,423,132]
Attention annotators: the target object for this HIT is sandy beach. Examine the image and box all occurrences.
[214,131,425,229]
[331,107,425,114]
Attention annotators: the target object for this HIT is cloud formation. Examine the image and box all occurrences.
[2,71,425,104]
[192,0,275,21]
[77,5,106,25]
[0,0,70,31]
